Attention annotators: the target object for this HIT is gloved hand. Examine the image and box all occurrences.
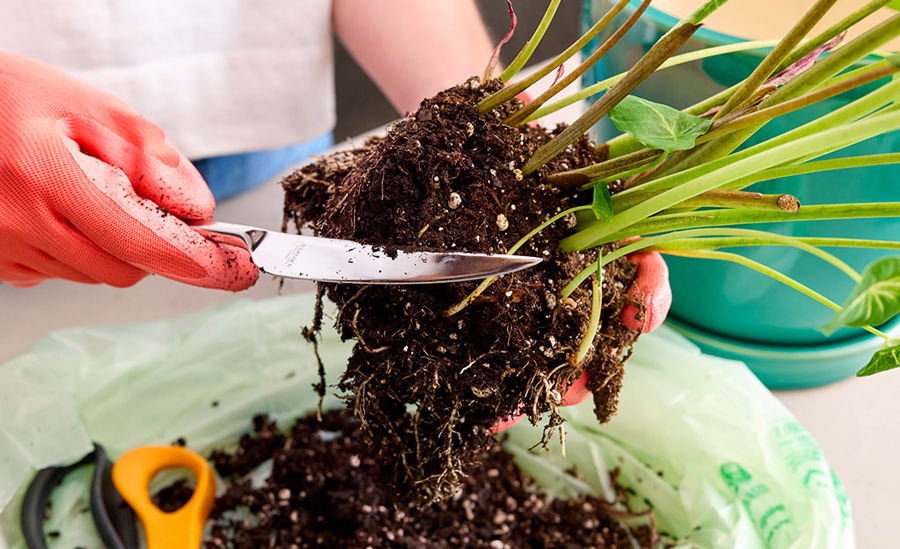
[0,52,258,290]
[493,251,671,432]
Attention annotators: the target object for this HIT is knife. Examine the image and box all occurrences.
[193,222,541,284]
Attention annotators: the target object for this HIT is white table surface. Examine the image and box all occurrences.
[3,65,897,548]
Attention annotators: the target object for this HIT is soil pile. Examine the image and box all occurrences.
[156,412,659,548]
[282,78,642,504]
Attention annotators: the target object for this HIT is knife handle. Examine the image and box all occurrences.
[192,221,267,251]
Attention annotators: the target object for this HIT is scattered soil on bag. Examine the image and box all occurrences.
[281,78,643,504]
[155,412,660,548]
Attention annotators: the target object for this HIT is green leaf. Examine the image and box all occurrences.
[889,0,900,11]
[609,95,713,151]
[821,257,900,336]
[686,0,729,24]
[591,182,613,222]
[857,338,900,377]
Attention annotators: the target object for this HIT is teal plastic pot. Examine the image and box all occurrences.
[582,0,900,386]
[666,316,900,389]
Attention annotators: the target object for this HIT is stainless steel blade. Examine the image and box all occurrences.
[193,222,541,284]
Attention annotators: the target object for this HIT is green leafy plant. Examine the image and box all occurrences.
[277,0,900,506]
[471,0,900,376]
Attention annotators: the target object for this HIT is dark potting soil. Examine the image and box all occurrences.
[281,78,643,504]
[155,412,659,548]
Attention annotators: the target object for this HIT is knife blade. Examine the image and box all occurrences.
[193,222,541,284]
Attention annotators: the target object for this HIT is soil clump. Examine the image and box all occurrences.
[281,78,642,504]
[156,412,659,548]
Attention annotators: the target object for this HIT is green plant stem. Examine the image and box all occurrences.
[562,242,640,299]
[765,18,900,106]
[560,236,887,340]
[717,146,900,193]
[775,0,894,72]
[646,235,900,253]
[614,190,794,214]
[499,0,562,83]
[547,149,664,190]
[666,189,800,212]
[548,54,898,193]
[604,85,739,159]
[685,0,730,23]
[565,106,900,251]
[814,54,898,92]
[444,205,592,317]
[521,20,703,176]
[527,40,781,126]
[616,151,900,212]
[715,0,839,120]
[698,61,900,145]
[505,0,652,126]
[574,276,603,366]
[786,101,900,167]
[623,60,899,192]
[509,206,593,255]
[660,249,886,339]
[444,276,495,318]
[600,2,896,159]
[478,0,630,113]
[561,227,863,298]
[587,202,900,247]
[612,75,900,202]
[659,229,863,280]
[649,12,900,182]
[740,152,900,182]
[604,152,671,191]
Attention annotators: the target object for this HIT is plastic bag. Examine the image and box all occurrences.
[0,293,852,548]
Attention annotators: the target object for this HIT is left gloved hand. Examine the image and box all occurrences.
[0,52,258,290]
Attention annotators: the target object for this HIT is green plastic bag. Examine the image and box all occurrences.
[0,294,852,548]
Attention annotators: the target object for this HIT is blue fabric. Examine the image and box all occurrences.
[192,133,335,201]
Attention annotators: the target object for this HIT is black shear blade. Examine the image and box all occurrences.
[21,444,139,549]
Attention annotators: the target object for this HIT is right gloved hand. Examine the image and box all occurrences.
[0,52,258,290]
[492,251,671,432]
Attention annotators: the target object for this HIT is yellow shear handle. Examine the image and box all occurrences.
[111,446,216,549]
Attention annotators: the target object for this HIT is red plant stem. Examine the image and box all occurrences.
[522,22,701,176]
[483,0,517,82]
[505,0,652,126]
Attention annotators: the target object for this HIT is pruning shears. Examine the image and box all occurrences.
[21,444,215,549]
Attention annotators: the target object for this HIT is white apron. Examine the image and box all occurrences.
[1,0,336,159]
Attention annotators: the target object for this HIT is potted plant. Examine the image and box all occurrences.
[583,0,900,388]
[282,0,900,506]
[3,2,893,547]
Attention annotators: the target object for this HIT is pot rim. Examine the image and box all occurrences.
[664,314,900,360]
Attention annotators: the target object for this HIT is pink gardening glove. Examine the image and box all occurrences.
[493,251,671,432]
[0,53,258,290]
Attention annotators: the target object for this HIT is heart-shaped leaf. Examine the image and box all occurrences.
[821,257,900,336]
[591,182,613,222]
[609,95,712,151]
[857,338,900,377]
